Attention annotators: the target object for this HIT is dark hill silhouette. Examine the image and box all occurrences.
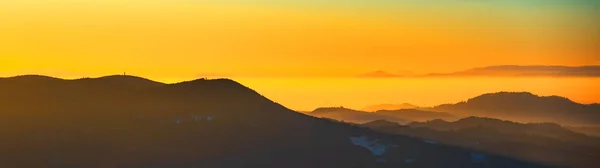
[364,117,600,168]
[77,75,164,89]
[0,74,64,82]
[0,74,164,96]
[430,92,600,126]
[0,75,166,112]
[0,74,163,86]
[0,75,546,168]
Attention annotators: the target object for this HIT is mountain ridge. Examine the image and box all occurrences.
[430,92,600,126]
[310,107,458,124]
[1,74,164,83]
[363,117,600,168]
[361,103,419,112]
[0,74,545,167]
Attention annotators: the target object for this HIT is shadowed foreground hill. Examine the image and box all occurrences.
[431,92,600,126]
[0,75,547,168]
[363,117,600,168]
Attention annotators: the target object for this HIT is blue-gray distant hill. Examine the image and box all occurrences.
[430,92,600,126]
[359,65,600,78]
[426,65,600,77]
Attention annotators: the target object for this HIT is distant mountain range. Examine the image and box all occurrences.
[359,65,600,78]
[408,117,589,141]
[429,92,600,126]
[309,107,458,124]
[376,109,459,122]
[0,75,544,168]
[427,65,600,77]
[310,107,410,124]
[361,103,419,112]
[311,92,600,126]
[362,117,600,168]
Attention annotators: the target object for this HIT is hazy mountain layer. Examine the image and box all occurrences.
[430,92,600,126]
[361,103,419,112]
[363,117,600,168]
[310,107,457,124]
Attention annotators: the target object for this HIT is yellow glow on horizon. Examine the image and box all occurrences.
[234,77,600,111]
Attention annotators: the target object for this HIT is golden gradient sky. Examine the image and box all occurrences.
[1,0,599,109]
[1,0,599,79]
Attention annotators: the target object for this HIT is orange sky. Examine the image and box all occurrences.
[1,0,598,79]
[0,0,598,109]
